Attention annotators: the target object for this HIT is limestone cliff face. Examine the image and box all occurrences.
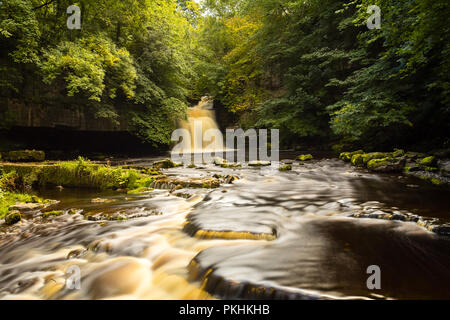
[2,98,129,131]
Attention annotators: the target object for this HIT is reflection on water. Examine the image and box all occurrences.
[0,156,449,299]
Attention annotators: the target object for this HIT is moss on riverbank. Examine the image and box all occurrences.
[339,149,449,186]
[0,158,161,218]
[0,157,157,191]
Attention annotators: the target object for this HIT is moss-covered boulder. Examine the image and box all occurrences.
[279,164,292,171]
[339,150,363,162]
[43,210,64,218]
[151,177,220,189]
[392,149,405,157]
[297,154,313,161]
[350,154,365,167]
[5,211,21,225]
[6,150,45,162]
[367,158,406,173]
[152,159,182,169]
[420,156,437,167]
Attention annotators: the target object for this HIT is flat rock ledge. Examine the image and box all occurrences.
[187,256,325,300]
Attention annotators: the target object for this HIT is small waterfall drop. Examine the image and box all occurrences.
[178,96,223,153]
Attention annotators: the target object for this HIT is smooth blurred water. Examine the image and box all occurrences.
[0,156,449,299]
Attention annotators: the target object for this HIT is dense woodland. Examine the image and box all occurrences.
[1,0,449,151]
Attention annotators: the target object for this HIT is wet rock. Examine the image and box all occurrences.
[405,171,449,186]
[67,249,87,259]
[86,213,127,221]
[152,158,182,170]
[5,211,21,225]
[392,149,405,157]
[352,152,388,167]
[43,210,64,218]
[213,157,226,165]
[174,192,192,199]
[91,198,116,203]
[297,154,313,161]
[432,225,450,237]
[248,160,271,167]
[404,162,421,173]
[339,150,364,162]
[68,208,82,215]
[213,157,241,168]
[367,158,406,173]
[224,175,239,184]
[420,156,437,167]
[279,164,292,171]
[390,213,407,221]
[151,177,220,189]
[8,202,45,212]
[438,160,450,177]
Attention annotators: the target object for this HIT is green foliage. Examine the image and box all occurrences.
[0,170,38,218]
[0,158,158,192]
[194,0,449,149]
[1,0,449,150]
[1,0,194,146]
[39,36,137,101]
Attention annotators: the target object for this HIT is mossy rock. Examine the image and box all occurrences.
[43,210,64,218]
[6,150,45,162]
[248,161,271,167]
[367,158,406,173]
[279,164,292,171]
[297,154,313,161]
[152,159,183,170]
[362,152,391,165]
[220,163,242,168]
[420,156,437,167]
[5,211,21,225]
[392,149,405,157]
[339,150,363,162]
[431,178,446,186]
[187,164,197,168]
[350,154,365,167]
[127,187,154,194]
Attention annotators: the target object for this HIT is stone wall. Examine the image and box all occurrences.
[2,98,129,131]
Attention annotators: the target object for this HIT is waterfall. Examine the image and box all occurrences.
[177,96,223,153]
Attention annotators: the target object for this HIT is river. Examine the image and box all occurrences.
[0,154,449,300]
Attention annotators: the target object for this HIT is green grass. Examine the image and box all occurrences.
[0,158,159,218]
[1,157,156,191]
[0,192,35,219]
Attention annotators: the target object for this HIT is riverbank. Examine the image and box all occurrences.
[339,149,450,186]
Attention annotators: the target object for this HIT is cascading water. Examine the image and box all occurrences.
[177,97,224,153]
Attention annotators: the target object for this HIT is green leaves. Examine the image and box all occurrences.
[39,36,136,101]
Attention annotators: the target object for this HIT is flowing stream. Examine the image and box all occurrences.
[0,155,449,300]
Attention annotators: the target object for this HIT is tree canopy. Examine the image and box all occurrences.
[1,0,448,150]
